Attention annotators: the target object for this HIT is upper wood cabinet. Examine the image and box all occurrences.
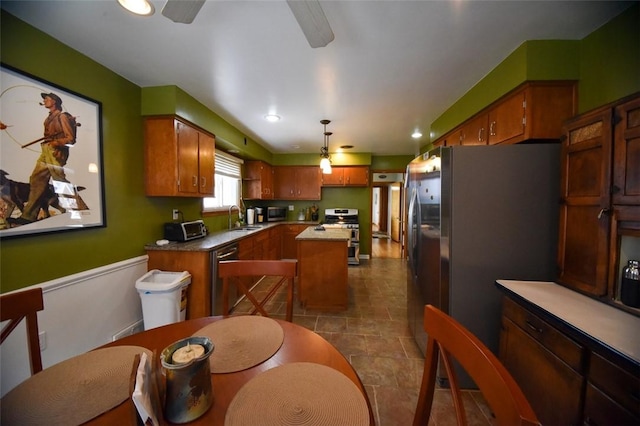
[144,116,215,197]
[613,96,640,206]
[557,93,640,302]
[243,160,273,200]
[434,81,577,147]
[273,166,321,200]
[322,166,370,187]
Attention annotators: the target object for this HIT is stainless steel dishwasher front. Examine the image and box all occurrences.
[211,242,239,315]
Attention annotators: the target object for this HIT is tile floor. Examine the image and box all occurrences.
[234,258,496,426]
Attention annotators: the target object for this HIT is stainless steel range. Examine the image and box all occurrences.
[323,208,360,265]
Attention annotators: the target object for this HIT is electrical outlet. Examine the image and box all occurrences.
[172,209,179,220]
[288,205,294,211]
[39,331,47,351]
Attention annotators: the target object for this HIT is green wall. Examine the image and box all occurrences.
[428,3,639,146]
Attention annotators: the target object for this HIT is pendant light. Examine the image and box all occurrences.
[319,120,332,174]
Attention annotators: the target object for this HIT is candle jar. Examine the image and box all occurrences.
[161,336,214,423]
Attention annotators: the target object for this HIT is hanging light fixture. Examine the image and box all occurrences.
[319,120,332,174]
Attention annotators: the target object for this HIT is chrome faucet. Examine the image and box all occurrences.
[228,205,241,229]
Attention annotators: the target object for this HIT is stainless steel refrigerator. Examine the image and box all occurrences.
[406,144,560,388]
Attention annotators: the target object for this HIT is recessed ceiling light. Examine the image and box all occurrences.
[264,114,281,122]
[411,131,423,139]
[117,0,154,16]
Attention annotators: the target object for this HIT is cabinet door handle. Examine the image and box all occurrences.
[525,320,542,334]
[200,177,206,188]
[192,176,198,187]
[597,208,610,219]
[490,121,496,136]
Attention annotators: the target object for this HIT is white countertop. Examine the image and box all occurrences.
[496,280,640,364]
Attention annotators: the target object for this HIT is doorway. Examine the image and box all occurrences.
[371,172,405,259]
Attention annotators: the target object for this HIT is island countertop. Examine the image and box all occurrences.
[295,226,351,241]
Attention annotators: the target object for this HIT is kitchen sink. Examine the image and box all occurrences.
[231,226,262,231]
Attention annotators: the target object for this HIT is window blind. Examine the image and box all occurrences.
[215,150,243,178]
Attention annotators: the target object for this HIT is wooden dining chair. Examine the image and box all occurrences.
[0,287,45,375]
[219,259,297,322]
[413,304,540,426]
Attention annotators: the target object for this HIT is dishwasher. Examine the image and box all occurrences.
[211,242,239,315]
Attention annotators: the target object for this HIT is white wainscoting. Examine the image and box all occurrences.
[0,255,148,397]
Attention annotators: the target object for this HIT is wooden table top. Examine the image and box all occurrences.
[87,316,374,425]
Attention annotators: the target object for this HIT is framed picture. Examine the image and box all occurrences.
[0,64,105,238]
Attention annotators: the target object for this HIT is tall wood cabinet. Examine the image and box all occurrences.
[557,93,640,306]
[144,116,215,197]
[273,166,321,200]
[243,160,273,200]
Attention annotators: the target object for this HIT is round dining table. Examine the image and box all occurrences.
[86,316,375,425]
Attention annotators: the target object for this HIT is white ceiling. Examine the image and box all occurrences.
[1,1,633,157]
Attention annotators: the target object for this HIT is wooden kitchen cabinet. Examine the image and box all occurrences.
[146,250,212,319]
[557,93,640,301]
[460,114,489,145]
[281,224,307,259]
[499,297,586,426]
[273,166,321,200]
[499,291,640,426]
[613,95,640,206]
[557,105,613,297]
[433,80,576,147]
[583,352,640,425]
[321,166,370,186]
[243,160,273,200]
[267,226,282,260]
[144,116,215,197]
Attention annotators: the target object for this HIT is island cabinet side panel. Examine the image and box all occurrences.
[297,240,348,311]
[146,250,212,319]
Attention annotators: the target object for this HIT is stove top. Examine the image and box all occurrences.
[324,208,359,226]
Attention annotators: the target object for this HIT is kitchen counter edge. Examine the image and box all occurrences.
[145,221,319,252]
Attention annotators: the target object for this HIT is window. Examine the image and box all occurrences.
[202,150,243,212]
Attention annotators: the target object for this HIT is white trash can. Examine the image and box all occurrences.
[135,269,191,330]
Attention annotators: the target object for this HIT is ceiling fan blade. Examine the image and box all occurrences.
[286,0,334,48]
[161,0,205,24]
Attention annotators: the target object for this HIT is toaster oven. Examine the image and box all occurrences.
[164,220,207,241]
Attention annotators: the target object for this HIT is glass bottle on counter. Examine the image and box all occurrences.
[620,260,639,308]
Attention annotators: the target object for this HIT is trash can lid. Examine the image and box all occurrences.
[135,269,191,292]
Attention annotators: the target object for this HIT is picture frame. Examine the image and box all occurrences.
[0,64,106,238]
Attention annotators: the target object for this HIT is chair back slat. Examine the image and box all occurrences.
[0,287,45,375]
[218,260,297,322]
[413,304,540,426]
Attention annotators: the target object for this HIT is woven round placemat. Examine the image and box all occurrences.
[193,316,284,373]
[225,362,370,426]
[0,345,151,426]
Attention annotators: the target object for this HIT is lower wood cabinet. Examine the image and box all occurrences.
[499,297,585,425]
[281,224,308,259]
[499,296,640,426]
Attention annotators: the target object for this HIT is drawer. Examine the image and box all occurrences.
[502,297,586,372]
[584,383,640,426]
[588,352,640,417]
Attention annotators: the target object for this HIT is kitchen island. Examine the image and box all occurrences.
[296,226,351,311]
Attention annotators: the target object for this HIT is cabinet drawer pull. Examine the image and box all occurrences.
[525,320,542,334]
